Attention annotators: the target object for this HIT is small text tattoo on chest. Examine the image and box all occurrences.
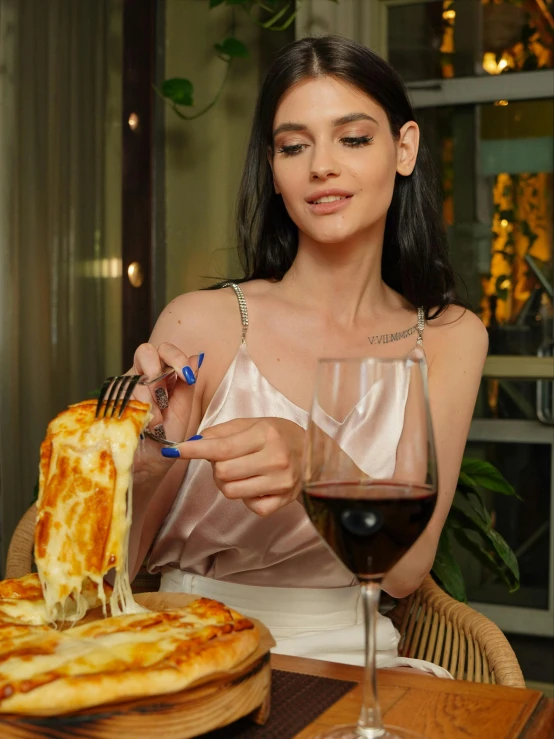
[367,325,417,345]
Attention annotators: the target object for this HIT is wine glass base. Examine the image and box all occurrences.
[313,724,427,739]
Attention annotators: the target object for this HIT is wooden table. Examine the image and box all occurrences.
[272,654,554,739]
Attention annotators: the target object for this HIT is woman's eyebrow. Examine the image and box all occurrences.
[273,121,307,138]
[332,112,378,127]
[273,112,378,138]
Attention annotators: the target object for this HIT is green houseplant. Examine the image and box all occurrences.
[432,457,520,602]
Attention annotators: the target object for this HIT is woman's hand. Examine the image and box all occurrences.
[130,342,202,480]
[162,418,306,516]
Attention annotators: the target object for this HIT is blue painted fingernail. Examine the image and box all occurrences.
[161,447,180,458]
[187,434,203,441]
[198,353,205,369]
[182,366,196,385]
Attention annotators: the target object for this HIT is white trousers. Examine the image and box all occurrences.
[160,569,451,678]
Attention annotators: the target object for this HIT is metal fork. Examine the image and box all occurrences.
[95,366,176,419]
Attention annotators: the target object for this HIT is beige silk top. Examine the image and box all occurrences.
[148,284,426,588]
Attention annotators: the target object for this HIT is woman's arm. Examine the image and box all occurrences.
[382,307,488,598]
[128,462,189,581]
[126,288,240,579]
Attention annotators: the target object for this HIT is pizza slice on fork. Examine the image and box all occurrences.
[34,398,152,622]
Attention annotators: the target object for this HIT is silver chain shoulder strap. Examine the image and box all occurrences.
[416,307,425,345]
[222,282,249,343]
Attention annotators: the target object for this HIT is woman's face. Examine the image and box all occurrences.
[270,76,419,245]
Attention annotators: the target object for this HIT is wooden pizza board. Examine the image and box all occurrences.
[0,592,275,739]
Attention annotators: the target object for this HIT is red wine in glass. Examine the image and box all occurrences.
[303,480,437,581]
[304,355,438,738]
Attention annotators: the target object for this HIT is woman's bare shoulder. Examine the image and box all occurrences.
[150,286,242,349]
[424,304,489,368]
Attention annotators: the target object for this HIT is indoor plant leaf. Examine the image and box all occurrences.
[453,490,492,527]
[451,525,519,593]
[458,470,479,490]
[460,458,519,497]
[486,528,520,590]
[209,0,226,7]
[214,37,249,58]
[432,528,467,602]
[161,78,194,107]
[448,506,519,588]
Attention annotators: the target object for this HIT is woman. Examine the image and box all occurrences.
[127,36,488,673]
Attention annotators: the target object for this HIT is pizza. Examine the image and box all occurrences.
[0,397,262,717]
[35,398,152,622]
[0,597,259,715]
[0,573,111,626]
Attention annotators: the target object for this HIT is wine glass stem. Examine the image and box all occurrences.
[358,581,385,738]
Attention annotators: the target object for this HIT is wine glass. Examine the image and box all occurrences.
[303,354,438,739]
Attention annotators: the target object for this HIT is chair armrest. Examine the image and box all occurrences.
[389,576,525,687]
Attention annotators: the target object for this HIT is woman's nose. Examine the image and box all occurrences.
[309,145,341,180]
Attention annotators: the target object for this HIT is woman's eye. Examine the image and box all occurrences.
[276,143,306,157]
[341,136,374,148]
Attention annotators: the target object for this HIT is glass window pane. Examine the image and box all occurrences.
[473,377,553,422]
[418,99,554,357]
[388,0,554,81]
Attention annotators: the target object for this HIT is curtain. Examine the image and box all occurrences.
[0,0,122,573]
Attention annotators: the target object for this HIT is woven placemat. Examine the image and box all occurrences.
[201,669,356,739]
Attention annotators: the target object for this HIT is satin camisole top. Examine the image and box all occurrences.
[148,284,426,588]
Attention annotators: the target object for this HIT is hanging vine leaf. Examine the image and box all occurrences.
[260,2,294,29]
[161,78,194,107]
[214,37,249,59]
[163,0,340,120]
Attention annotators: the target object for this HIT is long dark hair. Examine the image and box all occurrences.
[235,35,458,316]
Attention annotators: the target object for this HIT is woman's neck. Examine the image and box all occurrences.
[279,228,393,326]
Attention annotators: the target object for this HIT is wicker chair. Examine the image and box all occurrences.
[5,504,525,688]
[5,503,37,580]
[389,575,525,687]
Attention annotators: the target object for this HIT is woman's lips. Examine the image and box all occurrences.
[307,195,353,215]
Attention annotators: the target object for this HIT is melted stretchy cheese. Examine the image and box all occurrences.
[34,398,151,623]
[0,574,110,626]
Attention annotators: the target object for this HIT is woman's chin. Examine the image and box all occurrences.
[303,229,360,246]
